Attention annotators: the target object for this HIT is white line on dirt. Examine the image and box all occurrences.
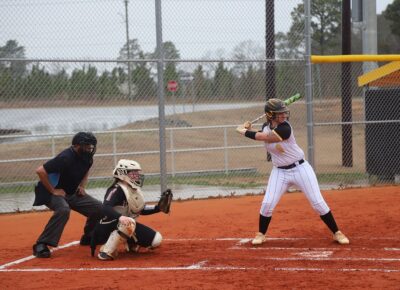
[0,266,399,273]
[229,246,400,251]
[0,265,257,272]
[1,238,399,271]
[164,237,400,241]
[0,241,79,270]
[263,257,400,262]
[273,267,400,273]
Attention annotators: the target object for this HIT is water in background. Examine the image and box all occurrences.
[1,185,264,213]
[0,103,259,135]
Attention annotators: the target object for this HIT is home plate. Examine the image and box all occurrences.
[294,251,333,258]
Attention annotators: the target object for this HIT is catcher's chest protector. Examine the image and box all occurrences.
[116,182,145,217]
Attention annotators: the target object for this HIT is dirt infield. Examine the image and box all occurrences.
[0,186,399,289]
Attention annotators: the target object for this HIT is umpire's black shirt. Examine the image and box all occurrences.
[43,146,93,195]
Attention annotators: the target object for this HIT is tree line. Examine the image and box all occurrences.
[1,0,399,103]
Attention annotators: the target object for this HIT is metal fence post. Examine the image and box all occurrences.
[304,0,315,167]
[112,131,117,166]
[51,136,55,157]
[224,127,228,174]
[170,129,175,177]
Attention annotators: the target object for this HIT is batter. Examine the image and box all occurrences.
[236,98,349,245]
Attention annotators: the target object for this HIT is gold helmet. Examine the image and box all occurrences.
[264,98,289,121]
[113,159,144,187]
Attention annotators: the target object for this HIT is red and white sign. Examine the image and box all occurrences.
[167,80,178,92]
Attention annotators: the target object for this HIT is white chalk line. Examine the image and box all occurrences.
[273,267,400,273]
[1,266,399,273]
[229,246,400,251]
[164,237,400,241]
[0,259,399,273]
[1,238,400,272]
[0,241,79,270]
[261,257,400,262]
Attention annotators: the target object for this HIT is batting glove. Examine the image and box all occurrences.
[236,125,247,135]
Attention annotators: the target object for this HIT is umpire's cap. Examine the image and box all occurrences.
[72,132,97,146]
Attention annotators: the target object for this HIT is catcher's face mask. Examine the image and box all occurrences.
[127,170,144,187]
[114,159,145,187]
[72,132,97,161]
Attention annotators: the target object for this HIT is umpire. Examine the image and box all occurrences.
[32,132,103,258]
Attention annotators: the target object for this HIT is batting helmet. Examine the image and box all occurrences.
[113,159,144,188]
[264,98,289,121]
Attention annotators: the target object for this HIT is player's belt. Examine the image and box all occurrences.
[278,159,304,170]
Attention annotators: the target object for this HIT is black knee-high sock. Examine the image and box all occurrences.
[320,211,339,233]
[259,214,272,234]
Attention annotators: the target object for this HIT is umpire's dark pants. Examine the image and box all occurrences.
[36,193,103,247]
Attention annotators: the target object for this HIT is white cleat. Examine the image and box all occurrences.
[252,232,267,245]
[333,230,350,245]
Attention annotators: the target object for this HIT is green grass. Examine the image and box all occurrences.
[0,171,265,194]
[0,171,374,195]
[316,172,369,184]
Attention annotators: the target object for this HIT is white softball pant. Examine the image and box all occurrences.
[260,160,330,217]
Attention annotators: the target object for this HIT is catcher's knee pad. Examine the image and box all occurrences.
[150,231,162,248]
[117,218,136,239]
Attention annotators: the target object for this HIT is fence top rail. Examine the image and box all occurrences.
[314,120,400,126]
[0,124,259,140]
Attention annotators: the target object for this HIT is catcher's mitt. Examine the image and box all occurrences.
[157,189,173,214]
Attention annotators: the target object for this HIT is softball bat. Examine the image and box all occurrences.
[250,93,302,124]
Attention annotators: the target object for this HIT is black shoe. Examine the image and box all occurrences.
[98,252,113,261]
[33,243,51,258]
[80,234,91,246]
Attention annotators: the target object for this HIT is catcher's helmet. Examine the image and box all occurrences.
[264,98,289,121]
[113,159,144,188]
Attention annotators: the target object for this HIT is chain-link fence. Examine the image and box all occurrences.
[1,0,399,213]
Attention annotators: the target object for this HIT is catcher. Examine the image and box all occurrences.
[90,159,173,260]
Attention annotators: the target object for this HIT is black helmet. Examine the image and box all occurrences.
[264,98,289,120]
[72,132,97,160]
[72,132,97,146]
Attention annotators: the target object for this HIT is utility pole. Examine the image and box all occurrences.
[362,0,378,73]
[265,0,275,101]
[155,0,167,192]
[124,0,132,100]
[265,0,275,162]
[341,0,353,167]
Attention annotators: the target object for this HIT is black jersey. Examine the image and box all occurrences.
[43,147,92,195]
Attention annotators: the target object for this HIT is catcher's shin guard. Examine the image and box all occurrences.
[150,231,162,248]
[98,219,136,260]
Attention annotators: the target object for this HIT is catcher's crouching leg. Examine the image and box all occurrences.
[98,218,136,261]
[150,232,162,248]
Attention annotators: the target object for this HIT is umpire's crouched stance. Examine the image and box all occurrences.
[32,132,103,258]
